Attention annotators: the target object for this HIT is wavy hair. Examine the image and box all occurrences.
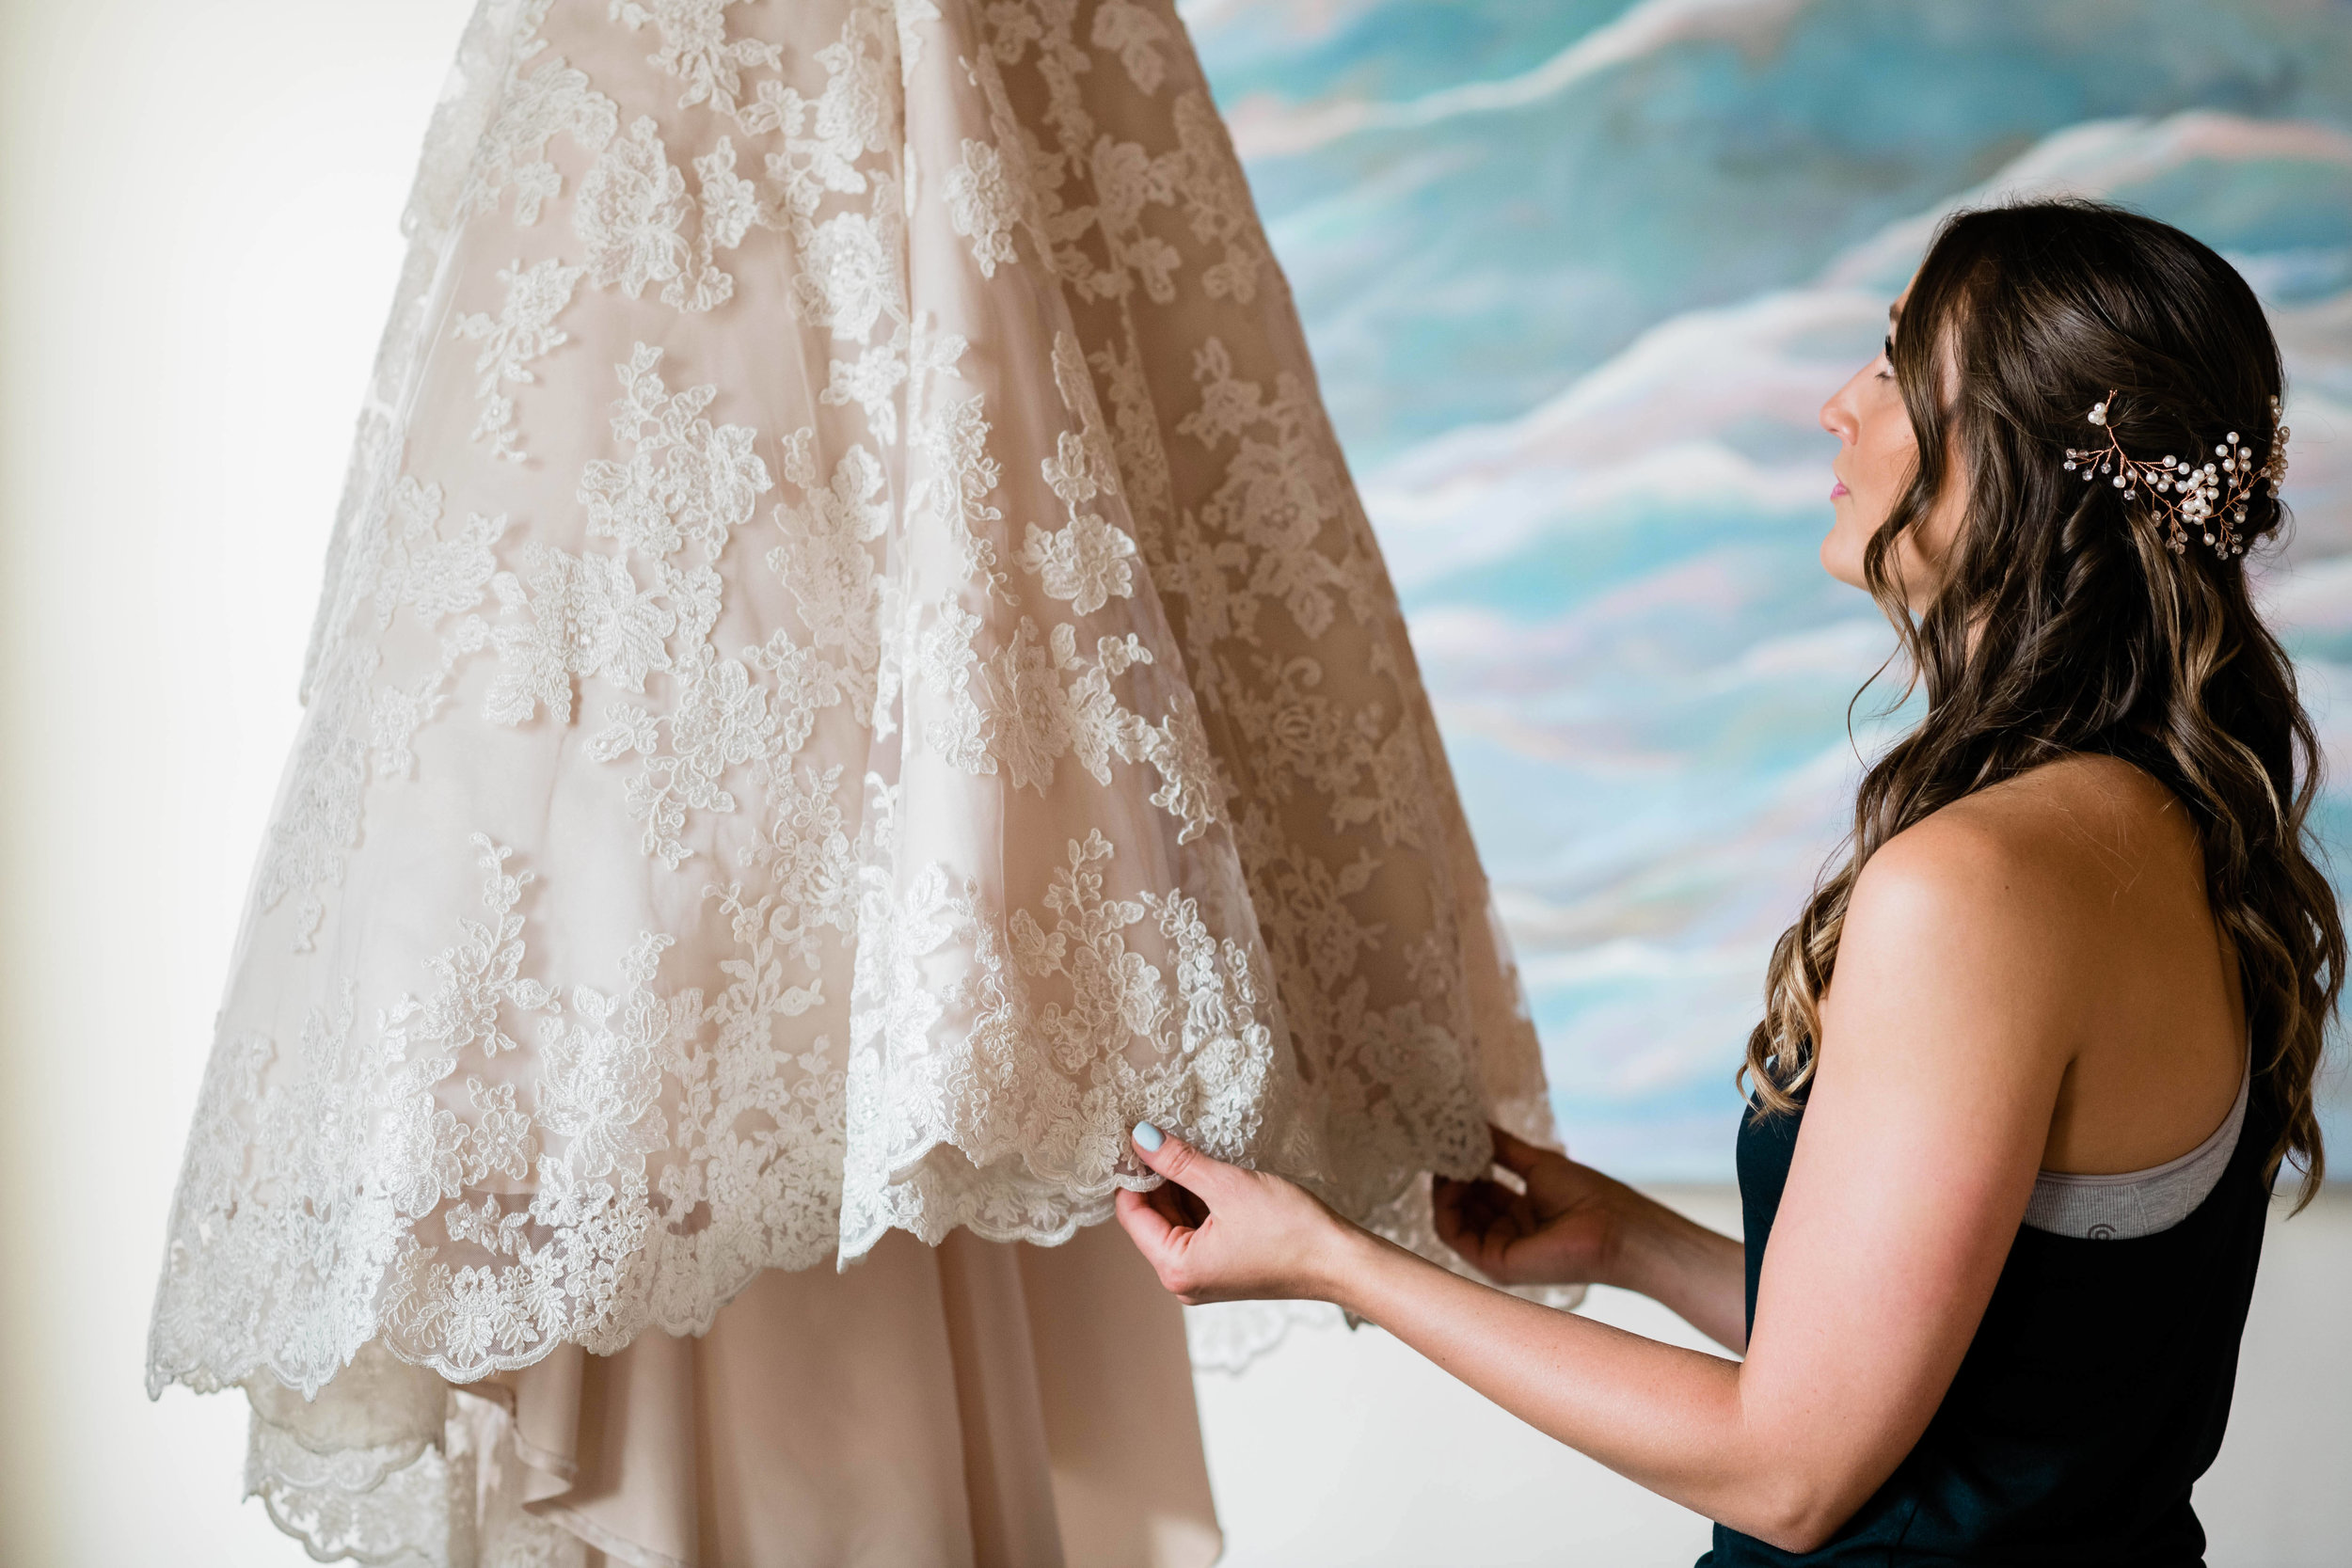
[1744,199,2342,1208]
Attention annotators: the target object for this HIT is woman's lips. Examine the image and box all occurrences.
[1831,480,1850,499]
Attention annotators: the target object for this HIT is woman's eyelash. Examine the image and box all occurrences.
[1878,335,1896,376]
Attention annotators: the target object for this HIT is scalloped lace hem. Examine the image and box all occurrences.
[155,1094,1575,1400]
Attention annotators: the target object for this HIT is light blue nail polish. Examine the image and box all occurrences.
[1131,1120,1165,1151]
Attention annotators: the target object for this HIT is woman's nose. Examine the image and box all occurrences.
[1820,375,1862,444]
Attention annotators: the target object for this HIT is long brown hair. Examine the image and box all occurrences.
[1745,199,2342,1208]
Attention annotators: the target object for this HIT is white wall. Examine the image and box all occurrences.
[2,4,2344,1563]
[0,3,485,1562]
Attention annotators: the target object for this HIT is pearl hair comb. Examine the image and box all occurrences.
[2062,392,2288,560]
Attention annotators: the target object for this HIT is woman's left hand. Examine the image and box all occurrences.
[1113,1123,1359,1305]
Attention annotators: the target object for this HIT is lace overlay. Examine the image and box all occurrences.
[151,3,1563,1557]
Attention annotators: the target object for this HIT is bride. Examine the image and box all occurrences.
[1117,198,2341,1564]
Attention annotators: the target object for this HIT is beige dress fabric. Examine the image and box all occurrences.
[246,1227,1216,1567]
[498,1227,1219,1568]
[150,0,1564,1562]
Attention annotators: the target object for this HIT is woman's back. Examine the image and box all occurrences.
[1707,1041,2276,1563]
[1934,754,2246,1178]
[1704,755,2274,1564]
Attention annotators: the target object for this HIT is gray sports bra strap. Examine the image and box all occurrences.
[2022,1054,2250,1240]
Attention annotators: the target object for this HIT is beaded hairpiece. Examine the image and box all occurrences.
[2061,392,2288,560]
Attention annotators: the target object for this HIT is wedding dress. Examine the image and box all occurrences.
[146,1,1560,1562]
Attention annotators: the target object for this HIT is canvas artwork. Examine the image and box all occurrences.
[1187,0,2352,1178]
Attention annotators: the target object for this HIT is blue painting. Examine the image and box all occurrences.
[1184,0,2352,1179]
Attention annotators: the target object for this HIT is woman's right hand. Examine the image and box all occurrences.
[1432,1124,1638,1289]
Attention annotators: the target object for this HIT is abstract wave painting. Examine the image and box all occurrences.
[1186,0,2352,1178]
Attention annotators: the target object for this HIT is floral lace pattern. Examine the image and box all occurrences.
[152,1,1560,1559]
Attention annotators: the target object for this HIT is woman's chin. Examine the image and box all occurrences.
[1819,531,1867,591]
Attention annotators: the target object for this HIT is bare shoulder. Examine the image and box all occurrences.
[1836,755,2189,1050]
[1856,753,2188,923]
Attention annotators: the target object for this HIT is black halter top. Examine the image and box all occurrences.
[1697,1077,2281,1566]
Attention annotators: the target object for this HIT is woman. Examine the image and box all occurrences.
[1115,199,2343,1562]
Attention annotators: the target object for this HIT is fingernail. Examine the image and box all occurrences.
[1131,1120,1165,1151]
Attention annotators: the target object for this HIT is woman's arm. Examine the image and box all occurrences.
[1432,1132,1749,1352]
[1117,816,2074,1552]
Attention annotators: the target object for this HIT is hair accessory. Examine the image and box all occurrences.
[2062,392,2288,560]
